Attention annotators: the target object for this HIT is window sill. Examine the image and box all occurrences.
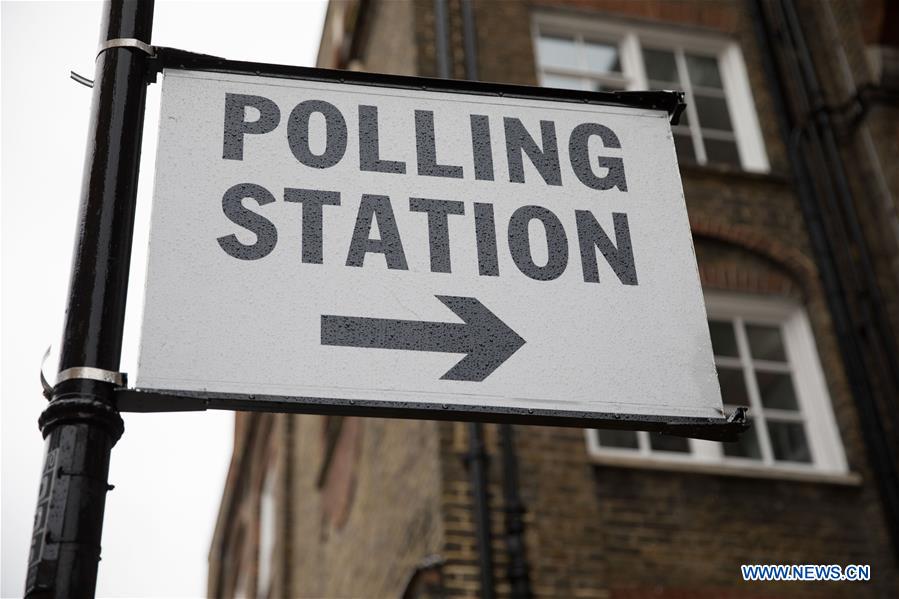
[679,161,791,185]
[589,453,862,486]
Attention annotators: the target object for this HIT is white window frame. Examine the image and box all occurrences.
[256,466,276,599]
[532,12,770,173]
[586,292,851,481]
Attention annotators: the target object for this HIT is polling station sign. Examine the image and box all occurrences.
[133,59,731,432]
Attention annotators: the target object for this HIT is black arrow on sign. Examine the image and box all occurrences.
[321,295,526,382]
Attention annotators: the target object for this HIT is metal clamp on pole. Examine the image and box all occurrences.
[97,37,155,59]
[56,367,127,388]
[41,348,128,399]
[39,346,55,399]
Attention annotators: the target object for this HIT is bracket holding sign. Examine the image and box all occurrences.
[125,48,746,441]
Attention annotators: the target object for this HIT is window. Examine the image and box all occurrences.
[533,14,769,172]
[587,293,849,478]
[536,34,628,91]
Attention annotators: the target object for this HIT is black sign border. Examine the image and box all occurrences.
[148,47,686,123]
[118,388,746,441]
[128,48,742,441]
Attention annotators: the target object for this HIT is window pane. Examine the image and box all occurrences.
[768,421,812,463]
[723,421,762,459]
[649,434,690,453]
[718,367,749,405]
[703,137,741,166]
[597,429,638,449]
[709,320,738,357]
[643,48,678,83]
[584,40,621,74]
[746,324,787,362]
[674,132,696,163]
[755,371,799,410]
[542,73,584,90]
[686,54,723,88]
[538,35,578,70]
[695,94,733,131]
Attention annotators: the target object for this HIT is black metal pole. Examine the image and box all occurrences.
[25,1,155,597]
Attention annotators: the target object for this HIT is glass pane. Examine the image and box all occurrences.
[542,73,584,90]
[649,434,690,453]
[703,137,741,166]
[718,367,749,405]
[768,421,812,463]
[746,324,787,361]
[695,94,733,131]
[709,320,738,357]
[584,40,621,74]
[723,420,762,459]
[538,35,578,70]
[643,48,678,83]
[686,54,723,88]
[755,371,799,410]
[674,132,696,163]
[597,429,638,449]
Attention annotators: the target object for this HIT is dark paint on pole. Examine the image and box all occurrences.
[25,1,155,596]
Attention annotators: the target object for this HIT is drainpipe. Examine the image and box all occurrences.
[459,2,532,595]
[435,1,495,596]
[819,2,899,251]
[460,0,478,80]
[465,423,495,599]
[433,0,451,78]
[500,425,533,599]
[749,0,899,559]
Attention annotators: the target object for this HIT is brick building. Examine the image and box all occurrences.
[208,1,899,597]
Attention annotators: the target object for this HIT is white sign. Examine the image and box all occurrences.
[136,68,724,423]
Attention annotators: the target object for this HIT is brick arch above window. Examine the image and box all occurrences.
[695,238,800,298]
[689,216,820,297]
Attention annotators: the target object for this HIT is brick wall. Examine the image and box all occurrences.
[443,0,899,596]
[593,464,895,598]
[286,416,445,597]
[208,1,899,597]
[536,0,741,33]
[438,422,517,598]
[358,0,418,75]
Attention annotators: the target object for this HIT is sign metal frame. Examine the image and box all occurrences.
[117,387,746,441]
[126,47,747,442]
